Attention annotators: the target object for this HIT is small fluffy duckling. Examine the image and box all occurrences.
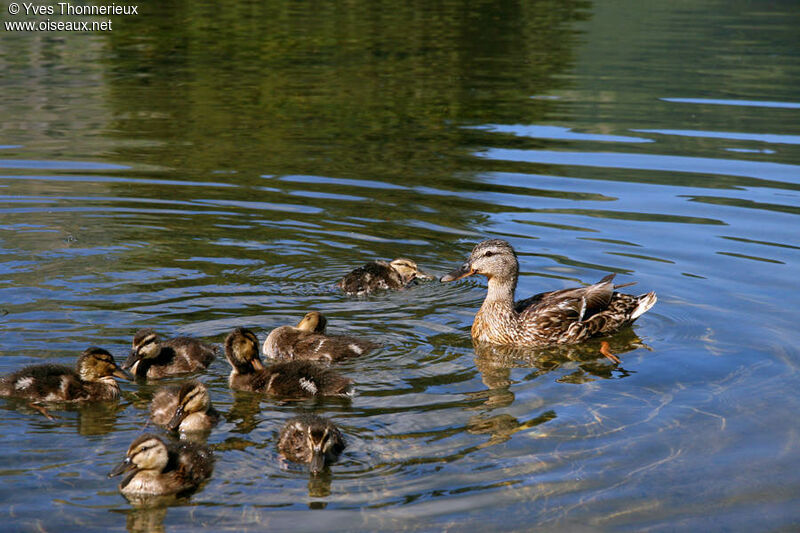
[124,328,217,380]
[263,311,378,362]
[278,414,346,475]
[108,433,213,498]
[338,258,433,295]
[225,327,354,399]
[0,347,129,402]
[150,380,220,433]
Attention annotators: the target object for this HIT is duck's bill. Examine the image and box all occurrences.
[440,262,475,282]
[121,351,139,370]
[251,358,265,371]
[309,450,326,475]
[108,457,135,478]
[166,406,184,432]
[112,367,133,381]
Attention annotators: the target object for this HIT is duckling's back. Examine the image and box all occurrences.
[0,364,84,401]
[338,261,401,295]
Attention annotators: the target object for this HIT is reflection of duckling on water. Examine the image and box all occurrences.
[225,328,354,399]
[338,258,433,295]
[263,311,378,362]
[278,414,346,475]
[124,328,216,380]
[0,347,129,414]
[441,239,657,362]
[109,433,213,498]
[150,380,220,433]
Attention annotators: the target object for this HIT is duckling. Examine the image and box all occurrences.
[150,380,220,433]
[0,347,129,403]
[278,414,346,474]
[124,328,216,380]
[441,239,657,349]
[108,433,213,497]
[263,311,378,362]
[338,258,433,295]
[225,327,354,399]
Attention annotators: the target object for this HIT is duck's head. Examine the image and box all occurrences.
[124,329,161,370]
[78,347,130,382]
[167,381,210,431]
[306,423,337,475]
[440,239,519,283]
[296,311,327,333]
[225,327,264,373]
[109,434,169,479]
[389,258,433,284]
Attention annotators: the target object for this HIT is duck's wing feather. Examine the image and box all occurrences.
[516,274,617,322]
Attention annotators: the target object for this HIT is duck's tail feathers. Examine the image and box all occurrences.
[631,292,657,320]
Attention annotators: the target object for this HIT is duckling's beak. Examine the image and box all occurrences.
[440,261,475,282]
[166,406,184,432]
[108,456,135,478]
[251,358,265,371]
[309,450,326,475]
[112,366,132,381]
[122,350,139,370]
[414,268,435,281]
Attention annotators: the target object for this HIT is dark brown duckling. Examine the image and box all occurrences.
[338,258,433,295]
[224,327,354,399]
[278,414,346,475]
[150,380,220,433]
[124,328,217,380]
[0,347,129,402]
[262,311,378,362]
[108,433,213,498]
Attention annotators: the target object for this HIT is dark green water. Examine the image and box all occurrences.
[1,0,799,531]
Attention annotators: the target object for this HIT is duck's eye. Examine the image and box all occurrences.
[483,251,494,257]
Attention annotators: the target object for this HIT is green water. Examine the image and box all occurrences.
[1,0,799,531]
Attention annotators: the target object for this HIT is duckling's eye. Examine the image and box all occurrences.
[483,251,494,257]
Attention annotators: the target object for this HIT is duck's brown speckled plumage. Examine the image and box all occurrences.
[150,380,220,433]
[124,329,217,380]
[0,347,129,402]
[278,414,346,474]
[338,258,432,295]
[263,311,378,362]
[108,434,213,498]
[225,327,354,399]
[442,239,657,346]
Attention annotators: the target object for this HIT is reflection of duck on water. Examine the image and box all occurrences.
[473,329,647,389]
[442,239,657,362]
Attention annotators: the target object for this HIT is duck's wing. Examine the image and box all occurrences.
[516,274,617,322]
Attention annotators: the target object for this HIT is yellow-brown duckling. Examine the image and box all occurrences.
[263,311,378,362]
[278,414,346,475]
[108,433,213,498]
[124,328,217,380]
[338,258,433,295]
[225,327,354,399]
[150,380,220,433]
[441,239,657,348]
[0,347,129,402]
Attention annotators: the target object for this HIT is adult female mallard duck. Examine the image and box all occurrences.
[225,327,354,398]
[338,258,433,295]
[278,414,346,474]
[150,380,220,433]
[108,433,213,498]
[263,311,377,362]
[124,329,217,380]
[441,239,657,358]
[0,347,129,403]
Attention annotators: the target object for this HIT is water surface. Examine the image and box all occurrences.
[1,0,799,531]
